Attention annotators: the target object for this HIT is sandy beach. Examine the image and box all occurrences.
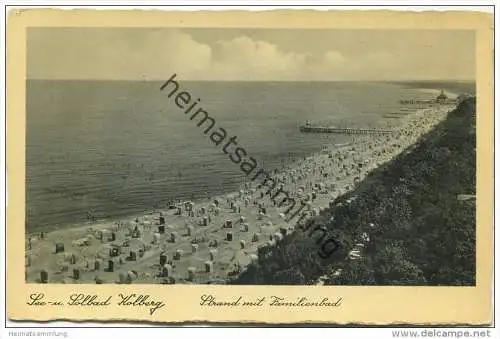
[25,98,458,285]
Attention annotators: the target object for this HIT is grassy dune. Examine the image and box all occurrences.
[233,97,476,286]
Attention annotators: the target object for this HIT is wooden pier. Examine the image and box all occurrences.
[299,125,397,135]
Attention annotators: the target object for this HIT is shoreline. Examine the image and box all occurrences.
[25,98,458,284]
[25,140,357,237]
[25,85,449,234]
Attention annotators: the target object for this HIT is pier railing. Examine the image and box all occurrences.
[299,126,397,135]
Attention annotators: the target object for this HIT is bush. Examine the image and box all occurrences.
[230,98,476,286]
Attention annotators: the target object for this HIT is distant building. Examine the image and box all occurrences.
[436,90,448,103]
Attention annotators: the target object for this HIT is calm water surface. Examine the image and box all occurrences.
[26,80,432,231]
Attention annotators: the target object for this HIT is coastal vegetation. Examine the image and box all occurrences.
[232,97,476,286]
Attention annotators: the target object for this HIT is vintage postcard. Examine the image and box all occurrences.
[6,9,494,325]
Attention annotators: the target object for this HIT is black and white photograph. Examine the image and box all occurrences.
[23,27,478,287]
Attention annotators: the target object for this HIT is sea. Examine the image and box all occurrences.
[26,80,441,232]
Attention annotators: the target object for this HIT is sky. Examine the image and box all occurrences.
[27,28,476,81]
